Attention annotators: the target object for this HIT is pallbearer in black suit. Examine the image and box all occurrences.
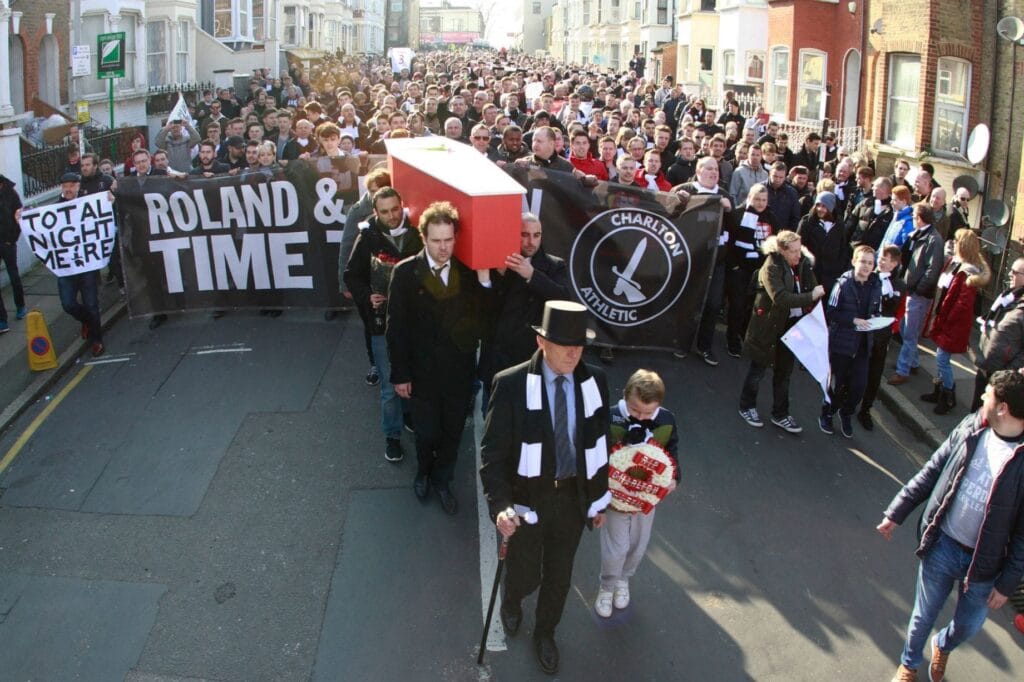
[386,201,491,515]
[480,301,611,676]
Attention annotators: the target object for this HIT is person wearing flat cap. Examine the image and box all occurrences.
[480,300,611,676]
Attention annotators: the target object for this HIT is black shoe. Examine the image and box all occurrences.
[839,413,854,439]
[384,438,404,463]
[700,350,719,366]
[500,600,522,637]
[268,309,283,318]
[435,485,458,515]
[365,366,380,386]
[414,474,429,500]
[403,413,415,434]
[148,314,166,330]
[211,310,226,319]
[857,410,874,431]
[324,310,338,320]
[727,345,742,358]
[534,636,559,675]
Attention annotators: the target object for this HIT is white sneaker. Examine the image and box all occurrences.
[594,589,613,618]
[613,580,630,609]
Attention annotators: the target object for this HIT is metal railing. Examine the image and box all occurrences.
[146,82,217,117]
[21,126,146,197]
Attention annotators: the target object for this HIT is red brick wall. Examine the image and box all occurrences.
[788,0,863,122]
[13,1,71,109]
[863,0,984,151]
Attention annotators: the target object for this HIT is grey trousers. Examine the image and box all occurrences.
[599,508,656,591]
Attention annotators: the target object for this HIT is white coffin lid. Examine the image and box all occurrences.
[385,137,527,197]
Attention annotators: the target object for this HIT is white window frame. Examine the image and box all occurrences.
[746,51,765,82]
[885,53,921,149]
[769,46,789,116]
[932,56,972,156]
[121,13,138,90]
[252,0,265,41]
[176,20,191,82]
[146,20,168,87]
[796,48,826,121]
[284,5,297,46]
[722,49,736,83]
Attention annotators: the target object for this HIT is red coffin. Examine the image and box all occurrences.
[386,138,526,270]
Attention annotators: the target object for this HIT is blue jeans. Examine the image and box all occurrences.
[370,333,403,439]
[896,294,931,376]
[57,272,102,343]
[900,532,994,670]
[935,347,955,390]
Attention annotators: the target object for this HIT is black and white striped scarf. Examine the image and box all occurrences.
[513,352,611,524]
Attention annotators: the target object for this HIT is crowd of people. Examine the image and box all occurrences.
[0,46,1020,680]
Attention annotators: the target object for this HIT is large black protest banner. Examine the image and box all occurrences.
[116,168,347,315]
[510,167,723,351]
[117,164,722,351]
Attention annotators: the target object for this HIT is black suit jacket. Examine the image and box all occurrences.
[386,251,488,396]
[480,248,571,381]
[480,355,610,526]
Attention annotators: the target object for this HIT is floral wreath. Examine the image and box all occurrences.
[607,439,676,514]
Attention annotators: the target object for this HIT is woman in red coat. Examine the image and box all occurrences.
[634,148,672,192]
[921,229,990,414]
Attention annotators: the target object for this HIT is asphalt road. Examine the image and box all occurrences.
[0,310,1020,681]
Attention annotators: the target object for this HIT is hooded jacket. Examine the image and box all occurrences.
[925,259,990,354]
[743,236,819,367]
[978,288,1024,373]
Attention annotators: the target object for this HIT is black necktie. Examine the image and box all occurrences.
[554,376,575,479]
[432,264,447,287]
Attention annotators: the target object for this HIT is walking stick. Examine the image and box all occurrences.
[477,534,510,665]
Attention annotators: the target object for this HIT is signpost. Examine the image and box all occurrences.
[97,32,125,129]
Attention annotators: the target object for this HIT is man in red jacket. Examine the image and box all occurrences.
[567,128,607,181]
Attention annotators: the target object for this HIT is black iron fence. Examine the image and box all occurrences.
[146,82,216,117]
[21,126,146,197]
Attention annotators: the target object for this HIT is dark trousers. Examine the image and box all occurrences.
[696,261,726,351]
[504,486,586,639]
[364,326,375,365]
[106,233,124,287]
[860,331,892,412]
[826,348,869,416]
[971,370,988,412]
[725,266,755,350]
[412,385,471,487]
[57,272,102,343]
[0,241,25,322]
[739,342,795,419]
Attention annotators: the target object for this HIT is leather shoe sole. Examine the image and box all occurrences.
[435,486,457,515]
[413,475,429,500]
[499,602,521,636]
[535,636,559,675]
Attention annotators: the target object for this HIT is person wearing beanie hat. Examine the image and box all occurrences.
[797,190,848,294]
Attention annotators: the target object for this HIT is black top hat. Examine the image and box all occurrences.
[532,301,596,346]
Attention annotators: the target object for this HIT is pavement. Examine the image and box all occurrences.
[0,260,970,459]
[0,264,1022,681]
[0,262,128,437]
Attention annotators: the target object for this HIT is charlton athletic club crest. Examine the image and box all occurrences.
[570,208,691,327]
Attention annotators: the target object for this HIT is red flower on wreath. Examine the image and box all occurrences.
[374,251,401,265]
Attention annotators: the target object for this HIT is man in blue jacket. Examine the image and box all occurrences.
[878,369,1024,682]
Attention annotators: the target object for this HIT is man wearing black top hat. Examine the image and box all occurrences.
[480,300,611,675]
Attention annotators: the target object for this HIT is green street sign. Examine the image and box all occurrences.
[97,31,125,79]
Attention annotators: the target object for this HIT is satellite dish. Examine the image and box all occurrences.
[984,198,1011,226]
[966,124,990,165]
[870,19,884,35]
[997,16,1024,42]
[981,226,1008,256]
[952,175,979,199]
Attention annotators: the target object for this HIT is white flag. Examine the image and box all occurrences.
[781,301,831,402]
[168,92,190,125]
